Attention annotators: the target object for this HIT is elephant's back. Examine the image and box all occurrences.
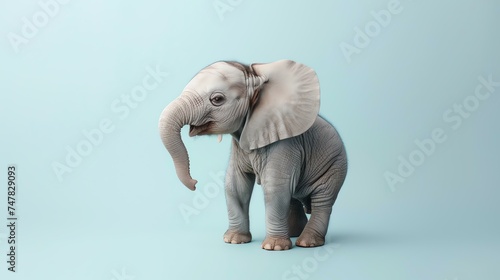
[299,115,347,183]
[307,115,345,154]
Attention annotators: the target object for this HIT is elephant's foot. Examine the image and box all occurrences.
[296,231,325,247]
[261,236,292,251]
[223,230,252,244]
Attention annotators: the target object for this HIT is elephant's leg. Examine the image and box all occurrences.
[258,139,303,250]
[223,166,255,244]
[295,204,332,247]
[296,173,344,247]
[261,188,293,250]
[288,198,308,237]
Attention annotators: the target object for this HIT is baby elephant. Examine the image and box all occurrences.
[159,60,347,250]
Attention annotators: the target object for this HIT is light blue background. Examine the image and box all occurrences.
[1,0,499,279]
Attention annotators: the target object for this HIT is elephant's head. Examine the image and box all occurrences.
[159,60,320,190]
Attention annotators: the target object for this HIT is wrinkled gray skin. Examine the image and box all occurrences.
[159,60,347,250]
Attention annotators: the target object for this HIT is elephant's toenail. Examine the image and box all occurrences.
[274,245,282,250]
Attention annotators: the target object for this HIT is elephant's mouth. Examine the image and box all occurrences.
[189,122,213,137]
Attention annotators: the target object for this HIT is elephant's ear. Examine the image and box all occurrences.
[239,60,320,151]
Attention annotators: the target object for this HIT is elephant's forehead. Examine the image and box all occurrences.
[186,72,226,90]
[207,61,235,72]
[205,62,244,80]
[186,64,243,91]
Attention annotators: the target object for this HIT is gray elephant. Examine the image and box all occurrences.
[158,60,347,250]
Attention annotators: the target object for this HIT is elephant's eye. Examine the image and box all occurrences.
[210,92,226,106]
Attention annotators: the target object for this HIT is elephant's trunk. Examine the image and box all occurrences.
[158,93,201,191]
